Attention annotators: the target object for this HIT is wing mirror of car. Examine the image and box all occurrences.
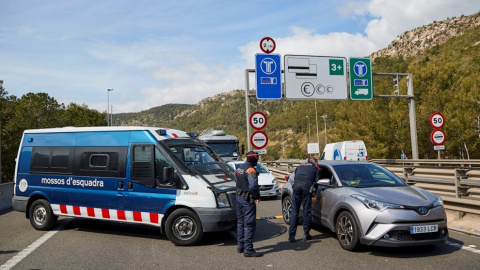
[317,178,331,186]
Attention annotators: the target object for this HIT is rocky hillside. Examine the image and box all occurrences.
[371,12,480,59]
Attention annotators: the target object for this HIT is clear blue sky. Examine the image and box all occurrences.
[1,0,479,113]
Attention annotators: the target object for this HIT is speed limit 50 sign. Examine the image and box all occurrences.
[430,112,445,129]
[249,111,267,130]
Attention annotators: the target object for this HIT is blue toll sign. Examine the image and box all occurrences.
[256,53,282,99]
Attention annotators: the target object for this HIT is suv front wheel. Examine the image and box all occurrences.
[282,196,292,225]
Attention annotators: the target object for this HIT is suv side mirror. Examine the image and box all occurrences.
[317,178,331,186]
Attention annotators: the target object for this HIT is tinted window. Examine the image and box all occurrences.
[131,145,154,178]
[74,147,127,178]
[31,147,73,174]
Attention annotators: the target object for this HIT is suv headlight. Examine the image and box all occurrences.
[215,192,231,208]
[352,194,404,211]
[433,196,443,207]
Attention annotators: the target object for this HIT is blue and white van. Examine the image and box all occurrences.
[12,126,237,246]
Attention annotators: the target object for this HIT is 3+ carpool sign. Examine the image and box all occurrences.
[349,58,373,100]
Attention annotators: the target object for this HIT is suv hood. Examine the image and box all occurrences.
[347,186,437,206]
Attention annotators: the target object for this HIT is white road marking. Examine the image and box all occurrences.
[446,241,480,254]
[0,219,72,270]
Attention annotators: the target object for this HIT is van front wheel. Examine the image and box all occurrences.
[29,199,58,231]
[165,209,203,246]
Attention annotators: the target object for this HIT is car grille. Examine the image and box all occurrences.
[388,230,445,241]
[259,185,274,191]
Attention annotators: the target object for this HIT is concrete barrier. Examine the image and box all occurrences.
[0,183,13,212]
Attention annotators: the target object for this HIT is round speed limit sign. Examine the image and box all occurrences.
[249,111,267,130]
[430,112,445,129]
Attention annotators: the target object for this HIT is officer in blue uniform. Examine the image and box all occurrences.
[236,151,263,257]
[288,156,322,242]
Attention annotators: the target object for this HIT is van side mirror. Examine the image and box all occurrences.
[163,167,174,183]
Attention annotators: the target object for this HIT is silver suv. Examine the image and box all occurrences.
[281,161,448,251]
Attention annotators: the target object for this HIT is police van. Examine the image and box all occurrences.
[13,126,237,246]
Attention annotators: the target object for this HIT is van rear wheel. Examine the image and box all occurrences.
[29,199,57,231]
[165,209,203,246]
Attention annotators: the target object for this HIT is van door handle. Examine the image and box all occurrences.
[128,182,133,190]
[118,181,124,190]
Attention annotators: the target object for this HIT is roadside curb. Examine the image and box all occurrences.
[449,227,480,238]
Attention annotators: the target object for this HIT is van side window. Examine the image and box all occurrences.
[31,147,73,174]
[74,147,127,178]
[155,147,175,186]
[131,145,155,187]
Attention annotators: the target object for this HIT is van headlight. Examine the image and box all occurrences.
[352,194,404,212]
[215,192,231,208]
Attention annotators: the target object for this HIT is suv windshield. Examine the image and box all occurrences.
[333,163,407,187]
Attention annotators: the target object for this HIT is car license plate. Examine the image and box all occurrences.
[410,224,438,234]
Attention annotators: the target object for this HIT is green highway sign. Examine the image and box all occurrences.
[349,58,373,100]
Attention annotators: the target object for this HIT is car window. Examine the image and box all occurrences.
[333,164,407,187]
[318,165,337,186]
[256,163,269,173]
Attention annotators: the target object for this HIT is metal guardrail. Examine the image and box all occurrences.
[265,159,480,215]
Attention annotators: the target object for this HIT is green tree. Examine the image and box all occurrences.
[1,83,19,182]
[60,103,106,127]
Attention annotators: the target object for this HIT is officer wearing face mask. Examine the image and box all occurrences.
[235,151,262,257]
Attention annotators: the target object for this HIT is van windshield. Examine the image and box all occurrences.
[164,140,235,184]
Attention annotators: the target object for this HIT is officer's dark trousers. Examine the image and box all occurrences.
[288,184,312,237]
[236,196,257,252]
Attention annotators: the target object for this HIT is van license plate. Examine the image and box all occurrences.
[410,224,438,234]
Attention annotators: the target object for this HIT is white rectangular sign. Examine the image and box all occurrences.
[253,149,267,155]
[307,143,320,154]
[284,55,348,100]
[434,145,445,150]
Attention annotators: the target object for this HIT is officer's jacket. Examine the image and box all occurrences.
[294,161,322,186]
[235,162,260,199]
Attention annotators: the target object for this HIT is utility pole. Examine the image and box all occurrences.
[321,115,327,145]
[107,88,113,126]
[306,116,311,143]
[110,105,113,126]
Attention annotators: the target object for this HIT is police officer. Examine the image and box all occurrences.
[236,151,263,257]
[288,156,321,242]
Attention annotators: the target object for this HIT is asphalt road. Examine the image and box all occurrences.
[1,198,480,270]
